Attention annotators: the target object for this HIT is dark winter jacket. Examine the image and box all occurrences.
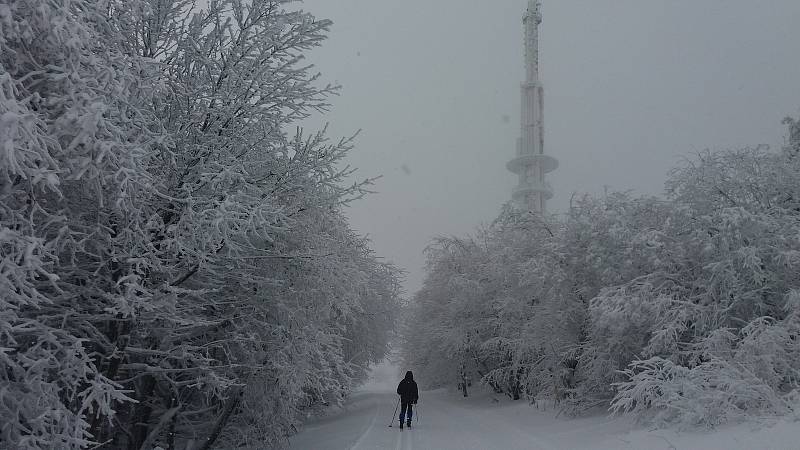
[396,371,419,403]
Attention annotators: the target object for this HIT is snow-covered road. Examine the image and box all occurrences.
[289,388,800,450]
[289,390,556,450]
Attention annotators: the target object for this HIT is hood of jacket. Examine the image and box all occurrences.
[404,370,414,381]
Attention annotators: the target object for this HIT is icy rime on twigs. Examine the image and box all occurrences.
[404,132,800,425]
[0,0,400,449]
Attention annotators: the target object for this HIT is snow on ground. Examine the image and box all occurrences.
[288,362,800,450]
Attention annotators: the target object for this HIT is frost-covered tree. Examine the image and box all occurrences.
[1,0,400,448]
[608,145,800,426]
[402,236,489,393]
[404,118,800,427]
[403,211,567,400]
[0,0,162,447]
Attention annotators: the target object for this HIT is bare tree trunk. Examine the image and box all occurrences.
[140,404,179,450]
[128,374,157,450]
[90,318,131,441]
[167,403,177,450]
[511,367,524,401]
[460,370,469,397]
[195,386,244,450]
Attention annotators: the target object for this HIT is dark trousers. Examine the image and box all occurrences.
[399,401,413,423]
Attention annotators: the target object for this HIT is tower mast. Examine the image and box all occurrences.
[507,0,558,213]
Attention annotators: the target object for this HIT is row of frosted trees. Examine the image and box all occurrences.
[0,1,400,448]
[403,121,800,426]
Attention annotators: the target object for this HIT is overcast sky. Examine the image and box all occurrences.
[300,0,800,295]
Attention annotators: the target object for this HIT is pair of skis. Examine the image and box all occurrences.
[388,398,416,430]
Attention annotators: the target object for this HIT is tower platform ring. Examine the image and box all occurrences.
[506,154,558,174]
[512,183,554,201]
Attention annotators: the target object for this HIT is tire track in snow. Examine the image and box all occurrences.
[414,396,490,449]
[348,396,379,450]
[394,429,403,450]
[416,391,558,450]
[406,423,419,450]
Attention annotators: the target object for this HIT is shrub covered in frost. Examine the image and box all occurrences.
[405,126,800,427]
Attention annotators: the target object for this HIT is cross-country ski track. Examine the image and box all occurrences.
[288,389,800,450]
[289,390,557,450]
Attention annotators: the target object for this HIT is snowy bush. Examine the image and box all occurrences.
[612,356,787,427]
[405,121,800,427]
[604,146,800,425]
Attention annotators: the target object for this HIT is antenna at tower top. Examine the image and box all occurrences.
[523,0,542,82]
[525,0,542,24]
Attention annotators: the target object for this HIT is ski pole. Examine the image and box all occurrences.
[388,397,400,427]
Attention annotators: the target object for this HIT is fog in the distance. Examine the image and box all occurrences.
[302,0,800,294]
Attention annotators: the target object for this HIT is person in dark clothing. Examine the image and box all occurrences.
[396,370,419,429]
